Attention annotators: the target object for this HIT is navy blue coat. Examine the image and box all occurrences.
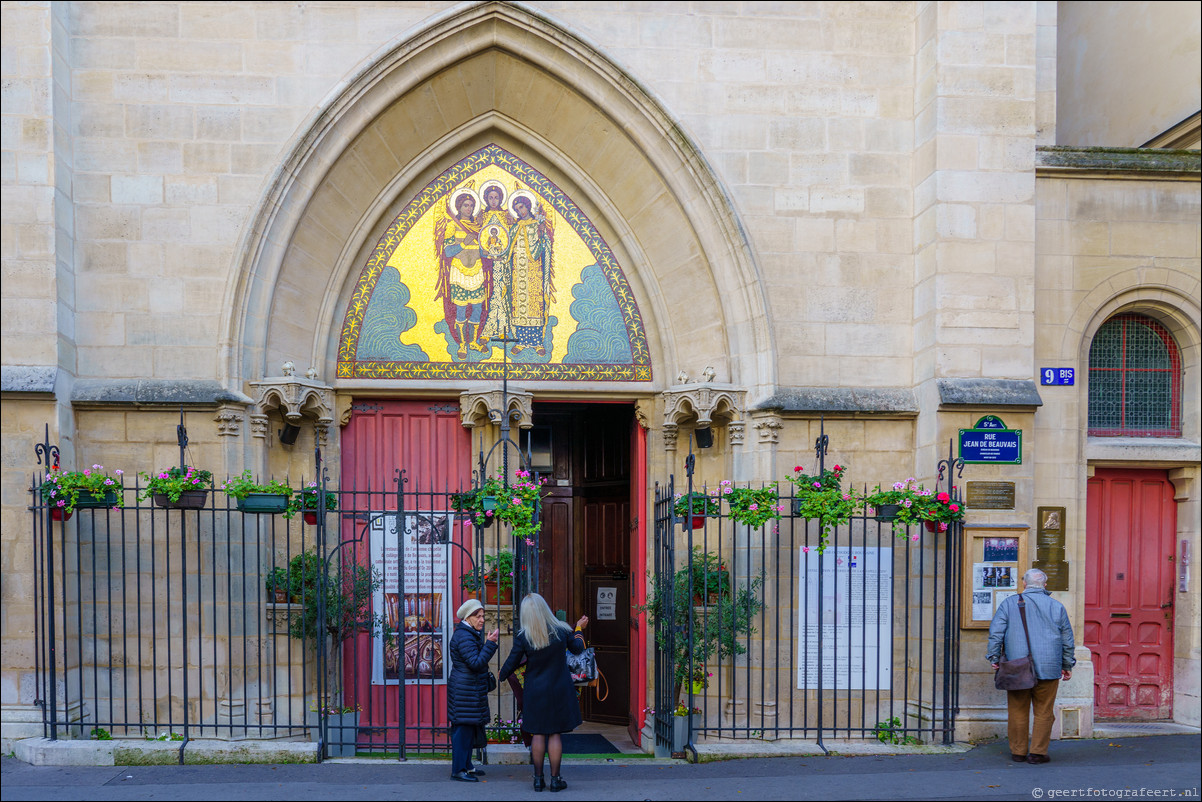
[447,622,498,725]
[498,627,585,735]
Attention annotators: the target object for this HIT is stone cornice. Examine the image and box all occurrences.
[1036,146,1201,181]
[754,387,918,417]
[71,379,252,409]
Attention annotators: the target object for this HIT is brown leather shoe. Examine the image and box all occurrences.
[1011,753,1028,762]
[1027,753,1050,764]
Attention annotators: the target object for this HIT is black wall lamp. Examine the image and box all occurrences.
[694,426,714,448]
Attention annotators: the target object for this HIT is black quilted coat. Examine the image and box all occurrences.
[447,621,498,725]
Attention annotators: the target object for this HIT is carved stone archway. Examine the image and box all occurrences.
[221,1,775,405]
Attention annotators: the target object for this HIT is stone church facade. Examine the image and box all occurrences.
[2,1,1198,749]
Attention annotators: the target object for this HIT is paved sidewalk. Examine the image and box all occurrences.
[2,734,1199,801]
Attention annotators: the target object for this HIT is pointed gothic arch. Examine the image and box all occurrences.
[221,1,774,396]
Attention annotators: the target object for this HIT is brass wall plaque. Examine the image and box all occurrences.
[966,481,1015,509]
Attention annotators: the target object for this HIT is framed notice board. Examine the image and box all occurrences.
[961,527,1029,630]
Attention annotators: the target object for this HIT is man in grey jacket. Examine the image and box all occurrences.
[986,568,1076,764]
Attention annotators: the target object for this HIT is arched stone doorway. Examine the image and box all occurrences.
[222,1,775,747]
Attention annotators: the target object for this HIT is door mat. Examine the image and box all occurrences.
[560,733,620,754]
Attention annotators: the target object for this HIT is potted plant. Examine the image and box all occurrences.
[139,466,211,509]
[486,715,523,744]
[40,464,124,520]
[637,555,763,705]
[457,472,546,545]
[689,548,731,604]
[285,482,337,524]
[265,566,291,603]
[689,666,712,695]
[221,469,293,514]
[284,549,383,645]
[461,549,515,605]
[912,489,966,533]
[787,463,861,553]
[673,490,721,530]
[720,481,783,528]
[672,702,701,754]
[452,481,501,528]
[307,700,361,758]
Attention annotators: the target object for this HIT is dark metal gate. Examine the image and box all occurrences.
[28,418,538,762]
[651,439,963,755]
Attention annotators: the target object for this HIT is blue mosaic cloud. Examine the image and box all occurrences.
[564,264,632,364]
[356,267,428,361]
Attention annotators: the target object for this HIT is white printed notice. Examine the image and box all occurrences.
[796,546,892,690]
[370,511,453,685]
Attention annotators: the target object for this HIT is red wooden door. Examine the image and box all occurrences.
[339,399,472,748]
[1085,468,1176,719]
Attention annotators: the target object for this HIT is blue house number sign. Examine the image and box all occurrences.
[1040,368,1075,385]
[959,415,1022,464]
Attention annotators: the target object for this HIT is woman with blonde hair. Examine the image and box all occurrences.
[498,593,588,792]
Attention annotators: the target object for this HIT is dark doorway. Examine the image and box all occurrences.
[530,402,632,725]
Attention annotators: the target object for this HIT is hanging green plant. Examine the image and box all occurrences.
[673,490,721,516]
[284,482,338,520]
[220,469,293,514]
[720,481,783,528]
[863,478,965,538]
[139,466,212,507]
[454,472,546,544]
[41,464,125,516]
[786,463,861,553]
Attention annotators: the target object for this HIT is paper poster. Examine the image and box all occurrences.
[371,511,453,685]
[796,546,892,690]
[973,562,1016,591]
[972,591,993,622]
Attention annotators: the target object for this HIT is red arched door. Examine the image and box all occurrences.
[1085,468,1176,719]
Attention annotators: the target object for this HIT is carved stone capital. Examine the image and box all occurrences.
[753,415,783,444]
[660,383,745,429]
[249,374,335,427]
[459,388,534,430]
[214,405,243,437]
[728,420,746,447]
[662,424,679,453]
[249,413,269,439]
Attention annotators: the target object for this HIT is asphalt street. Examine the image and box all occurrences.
[2,734,1198,801]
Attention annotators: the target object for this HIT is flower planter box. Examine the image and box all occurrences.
[307,711,359,758]
[485,583,513,606]
[237,493,289,514]
[672,713,694,754]
[873,504,902,522]
[75,491,120,509]
[152,490,209,509]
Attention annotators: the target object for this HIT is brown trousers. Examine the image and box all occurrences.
[1007,678,1059,756]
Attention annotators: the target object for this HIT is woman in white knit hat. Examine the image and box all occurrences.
[447,597,499,782]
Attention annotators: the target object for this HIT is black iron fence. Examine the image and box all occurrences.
[651,472,963,755]
[28,429,961,762]
[28,445,527,762]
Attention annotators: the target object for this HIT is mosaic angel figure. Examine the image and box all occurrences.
[504,189,555,356]
[433,186,492,358]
